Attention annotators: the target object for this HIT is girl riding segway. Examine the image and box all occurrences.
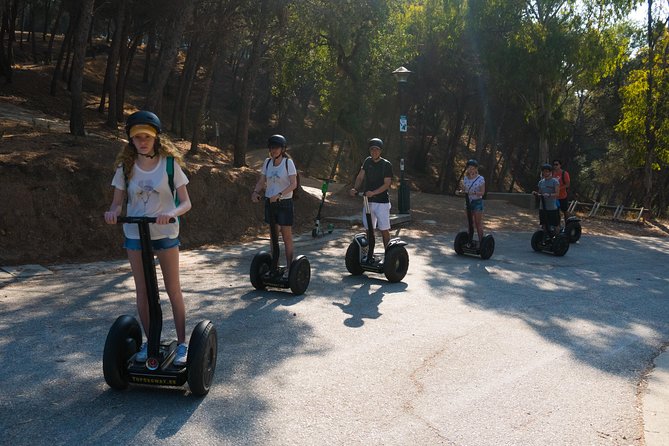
[250,134,310,294]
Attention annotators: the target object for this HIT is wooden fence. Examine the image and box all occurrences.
[567,201,646,223]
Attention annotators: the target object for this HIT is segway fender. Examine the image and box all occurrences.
[387,238,407,249]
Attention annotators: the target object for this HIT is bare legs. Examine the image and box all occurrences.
[472,210,484,241]
[278,224,294,268]
[127,246,186,344]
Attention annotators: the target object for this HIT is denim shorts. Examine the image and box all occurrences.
[264,198,294,226]
[468,198,484,211]
[124,237,180,251]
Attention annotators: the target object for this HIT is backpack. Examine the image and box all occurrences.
[264,157,301,200]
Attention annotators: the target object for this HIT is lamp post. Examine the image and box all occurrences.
[392,66,411,214]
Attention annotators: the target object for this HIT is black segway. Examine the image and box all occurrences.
[103,217,217,396]
[250,200,311,295]
[563,215,582,243]
[345,194,409,283]
[531,195,569,256]
[453,192,495,260]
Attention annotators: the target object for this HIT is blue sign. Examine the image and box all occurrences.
[400,115,408,133]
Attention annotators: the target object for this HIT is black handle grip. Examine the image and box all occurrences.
[117,216,176,224]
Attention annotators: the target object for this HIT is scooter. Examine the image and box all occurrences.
[531,195,570,256]
[312,177,335,238]
[453,192,495,260]
[345,193,409,283]
[312,140,345,238]
[250,200,311,295]
[103,217,217,396]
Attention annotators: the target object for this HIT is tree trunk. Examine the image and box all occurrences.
[104,0,126,128]
[142,28,155,83]
[234,23,267,167]
[144,0,194,112]
[0,2,12,82]
[49,12,75,95]
[42,0,51,40]
[115,22,138,122]
[29,5,37,64]
[172,34,202,135]
[46,0,64,64]
[69,0,95,136]
[642,0,656,209]
[190,49,219,153]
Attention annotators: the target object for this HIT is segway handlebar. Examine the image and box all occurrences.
[117,216,176,224]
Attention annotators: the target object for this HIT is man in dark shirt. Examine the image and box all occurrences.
[349,138,394,248]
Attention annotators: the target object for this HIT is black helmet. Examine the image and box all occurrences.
[125,110,161,136]
[368,138,383,150]
[268,134,287,148]
[541,163,552,171]
[466,159,478,167]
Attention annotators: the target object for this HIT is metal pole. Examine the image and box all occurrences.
[398,80,410,214]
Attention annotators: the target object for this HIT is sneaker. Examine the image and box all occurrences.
[136,342,147,362]
[174,343,188,366]
[282,269,290,280]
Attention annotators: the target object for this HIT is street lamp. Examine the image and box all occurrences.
[392,66,412,214]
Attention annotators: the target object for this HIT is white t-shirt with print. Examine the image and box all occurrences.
[111,156,188,240]
[262,157,296,199]
[463,175,485,199]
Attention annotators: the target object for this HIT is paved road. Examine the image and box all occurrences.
[1,230,668,445]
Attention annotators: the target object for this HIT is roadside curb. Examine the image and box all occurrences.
[644,349,669,446]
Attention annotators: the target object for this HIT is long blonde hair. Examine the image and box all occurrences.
[114,136,185,180]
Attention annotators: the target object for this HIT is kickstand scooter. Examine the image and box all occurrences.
[312,140,346,238]
[345,193,409,283]
[103,217,218,396]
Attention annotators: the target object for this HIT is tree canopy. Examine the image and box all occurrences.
[2,0,668,215]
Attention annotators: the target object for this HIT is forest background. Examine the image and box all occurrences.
[0,0,668,265]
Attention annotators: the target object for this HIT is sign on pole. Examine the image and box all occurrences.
[399,115,408,133]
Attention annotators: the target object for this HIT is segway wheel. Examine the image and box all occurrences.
[288,255,311,295]
[552,234,570,257]
[531,230,544,252]
[454,231,469,255]
[187,320,218,396]
[103,315,141,390]
[250,252,272,290]
[480,235,495,260]
[345,242,364,275]
[383,245,409,283]
[566,221,582,243]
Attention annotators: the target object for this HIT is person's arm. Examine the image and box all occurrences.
[251,174,266,202]
[476,180,486,199]
[350,169,365,196]
[104,188,125,224]
[564,171,571,189]
[283,175,297,195]
[156,185,192,224]
[279,160,297,196]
